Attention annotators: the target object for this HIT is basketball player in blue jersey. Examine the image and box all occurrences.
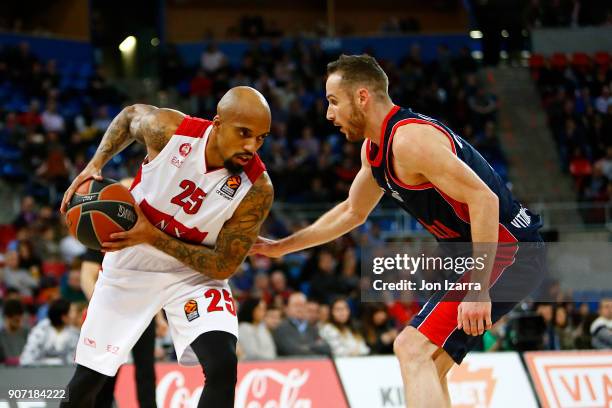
[252,55,543,407]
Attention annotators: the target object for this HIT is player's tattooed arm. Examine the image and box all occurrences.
[93,104,184,168]
[149,173,274,279]
[61,104,184,213]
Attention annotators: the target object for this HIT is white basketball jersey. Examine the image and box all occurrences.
[102,115,266,274]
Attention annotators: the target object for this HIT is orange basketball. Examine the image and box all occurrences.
[65,178,138,250]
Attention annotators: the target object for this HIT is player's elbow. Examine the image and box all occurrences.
[346,203,368,226]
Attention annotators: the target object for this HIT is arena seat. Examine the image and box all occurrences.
[551,52,568,70]
[0,224,17,252]
[594,51,610,67]
[571,52,590,71]
[42,261,67,279]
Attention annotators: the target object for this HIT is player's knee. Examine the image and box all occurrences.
[393,327,435,365]
[201,348,237,386]
[192,331,238,387]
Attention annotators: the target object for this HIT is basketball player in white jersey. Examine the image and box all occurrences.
[59,86,273,407]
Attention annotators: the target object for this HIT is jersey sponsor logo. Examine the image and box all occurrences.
[106,345,120,354]
[418,218,461,239]
[511,207,531,228]
[170,143,193,168]
[217,175,242,199]
[84,337,96,348]
[179,143,192,157]
[170,156,184,168]
[184,299,200,322]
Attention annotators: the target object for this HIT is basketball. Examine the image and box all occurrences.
[65,178,138,250]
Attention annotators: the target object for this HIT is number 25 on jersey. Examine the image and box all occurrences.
[171,179,206,215]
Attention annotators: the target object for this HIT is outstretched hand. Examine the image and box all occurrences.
[249,236,286,258]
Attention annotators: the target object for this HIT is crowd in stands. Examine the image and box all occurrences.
[530,50,612,218]
[0,38,609,366]
[524,0,612,28]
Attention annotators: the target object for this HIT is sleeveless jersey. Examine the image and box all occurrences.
[102,115,266,274]
[367,106,542,243]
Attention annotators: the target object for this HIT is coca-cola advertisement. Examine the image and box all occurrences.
[115,359,348,408]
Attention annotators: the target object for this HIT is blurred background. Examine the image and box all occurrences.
[0,0,610,406]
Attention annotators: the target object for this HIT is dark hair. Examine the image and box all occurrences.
[3,299,25,317]
[362,303,389,344]
[238,297,262,324]
[327,54,389,99]
[329,297,362,338]
[48,298,71,328]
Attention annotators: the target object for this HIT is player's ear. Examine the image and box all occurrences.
[357,88,369,107]
[212,114,221,128]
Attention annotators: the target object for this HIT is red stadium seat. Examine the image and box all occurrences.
[594,51,610,67]
[42,261,67,279]
[551,53,568,70]
[571,52,590,68]
[528,53,545,69]
[0,224,16,252]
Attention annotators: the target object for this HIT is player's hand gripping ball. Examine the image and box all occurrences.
[65,178,138,250]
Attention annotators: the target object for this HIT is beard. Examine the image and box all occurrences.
[223,157,244,174]
[344,101,367,142]
[223,153,253,174]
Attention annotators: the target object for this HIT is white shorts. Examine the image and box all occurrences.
[75,266,238,376]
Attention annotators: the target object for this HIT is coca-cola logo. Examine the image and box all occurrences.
[236,368,312,408]
[156,370,203,408]
[116,360,347,408]
[154,368,312,408]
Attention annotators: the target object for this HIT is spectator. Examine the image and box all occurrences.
[40,100,65,133]
[20,298,79,366]
[590,298,612,349]
[263,305,283,332]
[1,250,38,297]
[597,146,612,181]
[238,297,277,360]
[306,299,321,328]
[12,196,37,230]
[308,250,342,304]
[200,43,227,74]
[269,270,292,306]
[16,240,41,280]
[554,305,576,350]
[468,87,498,131]
[273,293,331,356]
[0,299,29,365]
[362,303,397,354]
[595,86,612,114]
[60,259,86,303]
[320,298,369,357]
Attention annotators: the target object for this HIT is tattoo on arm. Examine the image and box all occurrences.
[92,104,156,167]
[92,104,183,168]
[150,173,274,279]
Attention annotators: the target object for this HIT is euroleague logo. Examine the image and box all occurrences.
[179,143,192,158]
[218,175,242,199]
[184,299,200,322]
